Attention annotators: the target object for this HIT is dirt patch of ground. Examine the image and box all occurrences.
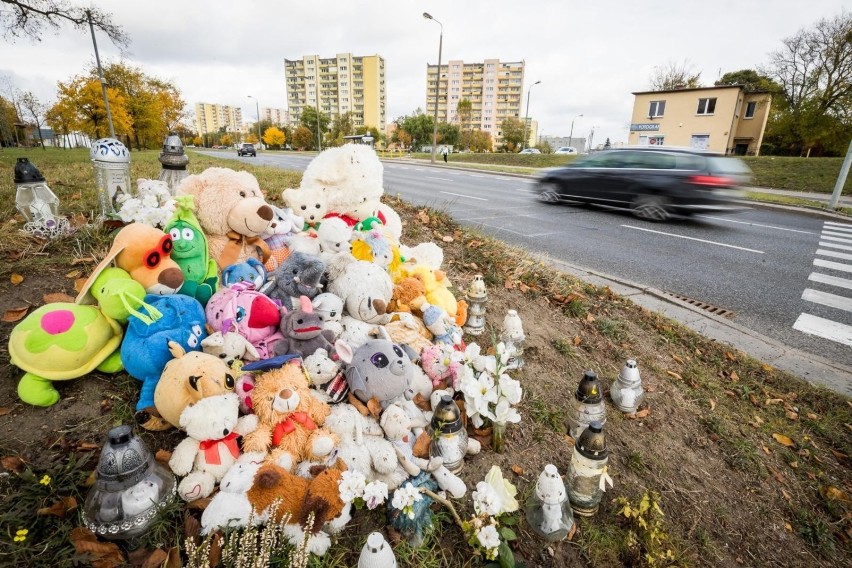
[1,152,850,567]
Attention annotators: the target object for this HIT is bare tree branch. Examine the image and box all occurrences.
[0,0,129,47]
[649,60,702,91]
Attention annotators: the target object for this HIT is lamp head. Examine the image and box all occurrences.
[534,80,541,85]
[423,12,433,19]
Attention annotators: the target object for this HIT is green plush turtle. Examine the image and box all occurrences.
[165,195,218,306]
[9,303,124,407]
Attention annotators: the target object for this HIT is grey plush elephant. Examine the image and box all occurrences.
[264,251,325,310]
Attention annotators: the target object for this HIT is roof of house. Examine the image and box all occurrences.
[632,84,769,96]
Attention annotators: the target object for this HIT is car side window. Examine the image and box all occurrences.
[675,155,703,170]
[645,152,676,170]
[582,153,619,168]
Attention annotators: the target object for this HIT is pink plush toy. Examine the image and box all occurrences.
[420,344,462,390]
[205,281,283,359]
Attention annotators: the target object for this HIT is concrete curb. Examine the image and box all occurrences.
[541,256,852,396]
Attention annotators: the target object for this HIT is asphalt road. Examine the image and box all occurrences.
[198,150,852,369]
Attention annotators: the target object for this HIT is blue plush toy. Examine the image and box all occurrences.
[221,258,267,290]
[121,294,207,428]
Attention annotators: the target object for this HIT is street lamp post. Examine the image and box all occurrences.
[87,9,115,139]
[569,114,583,149]
[423,12,443,164]
[248,95,261,149]
[521,80,541,151]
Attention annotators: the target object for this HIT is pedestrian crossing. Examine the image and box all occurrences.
[794,221,852,346]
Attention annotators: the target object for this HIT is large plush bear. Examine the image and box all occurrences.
[177,167,275,269]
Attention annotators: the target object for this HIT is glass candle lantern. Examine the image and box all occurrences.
[82,425,176,541]
[567,370,607,440]
[463,274,487,336]
[500,309,526,370]
[611,359,645,414]
[429,395,468,473]
[14,157,59,225]
[567,421,611,516]
[524,464,575,541]
[90,138,131,217]
[358,532,398,568]
[158,133,189,195]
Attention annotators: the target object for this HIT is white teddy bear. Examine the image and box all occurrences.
[201,330,260,368]
[316,217,353,256]
[282,186,329,229]
[300,145,384,217]
[399,242,444,269]
[329,260,393,325]
[200,461,265,535]
[324,404,408,489]
[168,393,258,501]
[311,292,345,338]
[380,403,466,498]
[303,348,349,405]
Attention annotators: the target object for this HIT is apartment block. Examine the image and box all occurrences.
[261,107,290,126]
[285,53,386,130]
[627,85,771,155]
[194,103,244,136]
[426,59,525,143]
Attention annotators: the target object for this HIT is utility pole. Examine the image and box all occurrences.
[828,139,852,211]
[88,9,115,139]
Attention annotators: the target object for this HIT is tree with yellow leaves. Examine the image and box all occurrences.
[262,126,285,149]
[55,75,132,140]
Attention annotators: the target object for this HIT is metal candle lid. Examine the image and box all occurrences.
[90,138,130,163]
[575,370,602,403]
[576,421,608,459]
[159,133,189,169]
[14,157,45,183]
[431,395,463,433]
[95,425,154,492]
[618,359,641,386]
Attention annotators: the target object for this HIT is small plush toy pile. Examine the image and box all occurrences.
[7,145,505,555]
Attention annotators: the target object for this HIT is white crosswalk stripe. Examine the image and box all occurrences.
[794,221,852,346]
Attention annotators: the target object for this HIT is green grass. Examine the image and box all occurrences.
[743,156,852,194]
[409,151,576,168]
[745,191,852,216]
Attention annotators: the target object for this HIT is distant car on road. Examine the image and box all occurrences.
[535,147,751,221]
[519,148,541,154]
[554,146,578,155]
[237,143,256,157]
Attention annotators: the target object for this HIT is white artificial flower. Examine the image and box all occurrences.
[495,342,511,366]
[338,470,367,503]
[498,374,523,405]
[391,482,422,519]
[362,480,388,510]
[476,524,501,550]
[472,481,501,517]
[141,193,159,209]
[494,397,521,425]
[484,465,519,514]
[460,371,498,428]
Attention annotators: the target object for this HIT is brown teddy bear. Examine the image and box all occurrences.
[247,461,348,555]
[241,362,337,471]
[177,167,275,269]
[154,341,236,428]
[388,276,426,314]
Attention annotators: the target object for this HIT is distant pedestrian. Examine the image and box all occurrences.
[441,146,449,163]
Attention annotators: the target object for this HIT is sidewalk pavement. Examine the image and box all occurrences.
[383,156,852,395]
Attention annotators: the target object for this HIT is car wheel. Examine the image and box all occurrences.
[632,194,670,222]
[537,182,562,204]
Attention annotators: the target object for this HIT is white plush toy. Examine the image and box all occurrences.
[375,203,403,243]
[303,349,349,405]
[338,316,380,349]
[168,393,258,501]
[262,205,304,247]
[200,461,265,535]
[380,404,466,498]
[282,186,329,229]
[399,242,444,270]
[312,293,345,338]
[324,404,408,489]
[317,217,353,256]
[300,145,384,216]
[329,260,394,324]
[201,330,260,367]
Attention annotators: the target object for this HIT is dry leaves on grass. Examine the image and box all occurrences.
[2,307,29,322]
[0,407,11,416]
[772,433,796,448]
[820,485,852,503]
[2,455,26,474]
[37,496,77,517]
[70,527,125,568]
[10,273,24,285]
[65,269,82,279]
[511,465,525,476]
[44,292,76,304]
[666,370,683,381]
[627,407,651,419]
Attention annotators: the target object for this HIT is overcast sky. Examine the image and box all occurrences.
[2,0,850,146]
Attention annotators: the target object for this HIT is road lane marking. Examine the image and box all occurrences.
[824,221,852,231]
[620,225,764,253]
[699,215,816,234]
[821,230,852,239]
[793,314,852,346]
[474,222,528,236]
[467,174,484,178]
[820,241,852,251]
[809,272,852,291]
[802,288,852,312]
[817,249,852,261]
[426,176,455,182]
[440,191,487,201]
[821,234,852,244]
[814,259,852,273]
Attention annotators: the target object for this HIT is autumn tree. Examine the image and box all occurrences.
[220,134,233,147]
[299,107,330,149]
[500,117,525,152]
[55,74,131,139]
[192,136,202,147]
[262,126,285,149]
[45,96,76,148]
[292,125,314,149]
[649,60,702,90]
[0,0,128,47]
[395,109,433,150]
[0,94,21,146]
[19,91,47,148]
[328,112,354,146]
[456,98,473,149]
[469,129,493,152]
[437,122,459,147]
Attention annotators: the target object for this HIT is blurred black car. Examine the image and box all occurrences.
[535,147,751,221]
[238,143,256,157]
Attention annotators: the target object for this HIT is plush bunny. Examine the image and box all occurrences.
[169,393,258,501]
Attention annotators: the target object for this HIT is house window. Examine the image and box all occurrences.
[648,100,665,118]
[744,101,756,119]
[690,134,710,149]
[696,98,717,115]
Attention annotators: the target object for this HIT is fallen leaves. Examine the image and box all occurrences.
[626,407,651,420]
[44,292,76,304]
[573,335,581,346]
[820,485,852,503]
[772,433,796,448]
[37,496,77,517]
[510,465,525,476]
[74,277,88,294]
[709,399,716,411]
[441,235,454,243]
[672,354,685,365]
[70,527,125,568]
[10,273,24,285]
[65,269,82,279]
[729,371,740,383]
[724,351,737,361]
[1,455,26,474]
[2,307,29,322]
[666,370,683,381]
[0,407,11,417]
